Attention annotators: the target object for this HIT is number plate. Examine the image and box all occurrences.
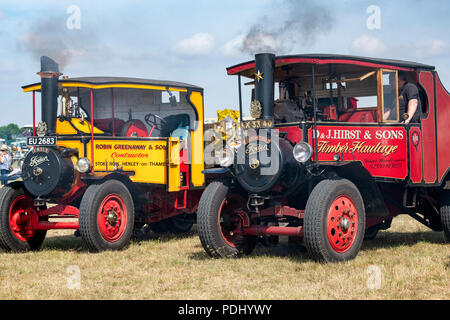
[27,136,57,146]
[240,118,274,129]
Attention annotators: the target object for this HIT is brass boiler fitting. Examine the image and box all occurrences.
[60,85,73,117]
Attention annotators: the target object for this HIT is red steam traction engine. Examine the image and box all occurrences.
[198,53,450,262]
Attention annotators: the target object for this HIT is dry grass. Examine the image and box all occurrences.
[0,215,448,300]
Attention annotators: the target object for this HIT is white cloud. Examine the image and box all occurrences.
[413,39,448,58]
[172,33,215,56]
[222,34,245,57]
[351,34,387,56]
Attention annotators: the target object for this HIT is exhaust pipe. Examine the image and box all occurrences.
[254,53,275,119]
[37,56,61,135]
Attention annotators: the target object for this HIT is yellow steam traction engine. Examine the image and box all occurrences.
[0,56,205,251]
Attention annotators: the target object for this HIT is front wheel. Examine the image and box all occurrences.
[0,184,46,252]
[79,180,135,251]
[304,179,365,262]
[197,182,257,258]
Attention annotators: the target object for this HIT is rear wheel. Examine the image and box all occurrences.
[440,191,450,242]
[304,179,365,262]
[197,182,257,258]
[79,180,135,251]
[0,184,46,252]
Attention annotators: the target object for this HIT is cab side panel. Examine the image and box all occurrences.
[189,91,205,188]
[418,71,437,183]
[435,73,450,183]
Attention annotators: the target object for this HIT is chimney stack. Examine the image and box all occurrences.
[254,53,275,119]
[38,56,61,134]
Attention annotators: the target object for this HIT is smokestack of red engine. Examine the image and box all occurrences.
[254,53,275,119]
[38,56,61,134]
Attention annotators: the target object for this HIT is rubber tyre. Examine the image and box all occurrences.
[440,191,450,242]
[0,185,46,252]
[304,179,366,262]
[79,180,135,252]
[197,181,257,258]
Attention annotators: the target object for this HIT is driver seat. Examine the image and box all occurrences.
[121,119,148,137]
[162,114,190,138]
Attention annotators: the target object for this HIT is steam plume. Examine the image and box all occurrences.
[240,0,334,55]
[17,17,91,70]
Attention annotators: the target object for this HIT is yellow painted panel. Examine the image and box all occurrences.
[56,118,103,135]
[189,91,205,187]
[57,139,168,184]
[24,83,188,93]
[90,139,167,184]
[167,138,181,192]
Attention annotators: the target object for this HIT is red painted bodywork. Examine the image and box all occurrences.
[227,58,414,75]
[409,127,423,183]
[277,126,303,144]
[435,75,450,182]
[338,110,377,123]
[419,71,437,183]
[241,225,304,237]
[309,125,408,179]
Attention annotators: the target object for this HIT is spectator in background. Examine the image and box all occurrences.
[0,145,12,186]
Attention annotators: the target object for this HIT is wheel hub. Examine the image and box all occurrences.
[339,217,350,231]
[106,210,118,226]
[98,194,127,242]
[326,195,359,253]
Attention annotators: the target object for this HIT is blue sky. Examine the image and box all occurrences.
[0,0,449,126]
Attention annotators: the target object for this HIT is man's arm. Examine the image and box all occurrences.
[383,108,391,121]
[403,84,420,124]
[404,98,418,124]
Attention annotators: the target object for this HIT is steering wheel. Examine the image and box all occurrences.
[144,113,169,137]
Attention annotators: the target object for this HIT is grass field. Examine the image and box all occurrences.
[0,214,448,300]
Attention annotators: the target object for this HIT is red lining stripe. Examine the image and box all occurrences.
[227,58,415,75]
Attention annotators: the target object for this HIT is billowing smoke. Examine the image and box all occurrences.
[240,0,333,55]
[17,17,92,70]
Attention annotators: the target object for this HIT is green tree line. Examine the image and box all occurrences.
[0,124,27,142]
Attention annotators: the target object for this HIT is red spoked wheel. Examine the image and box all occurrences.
[197,182,257,258]
[304,179,365,262]
[97,194,128,242]
[218,194,247,248]
[9,195,34,242]
[79,180,135,252]
[0,183,47,252]
[326,196,358,253]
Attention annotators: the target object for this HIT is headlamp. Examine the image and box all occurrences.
[293,142,313,163]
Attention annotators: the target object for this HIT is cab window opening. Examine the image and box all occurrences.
[58,87,195,139]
